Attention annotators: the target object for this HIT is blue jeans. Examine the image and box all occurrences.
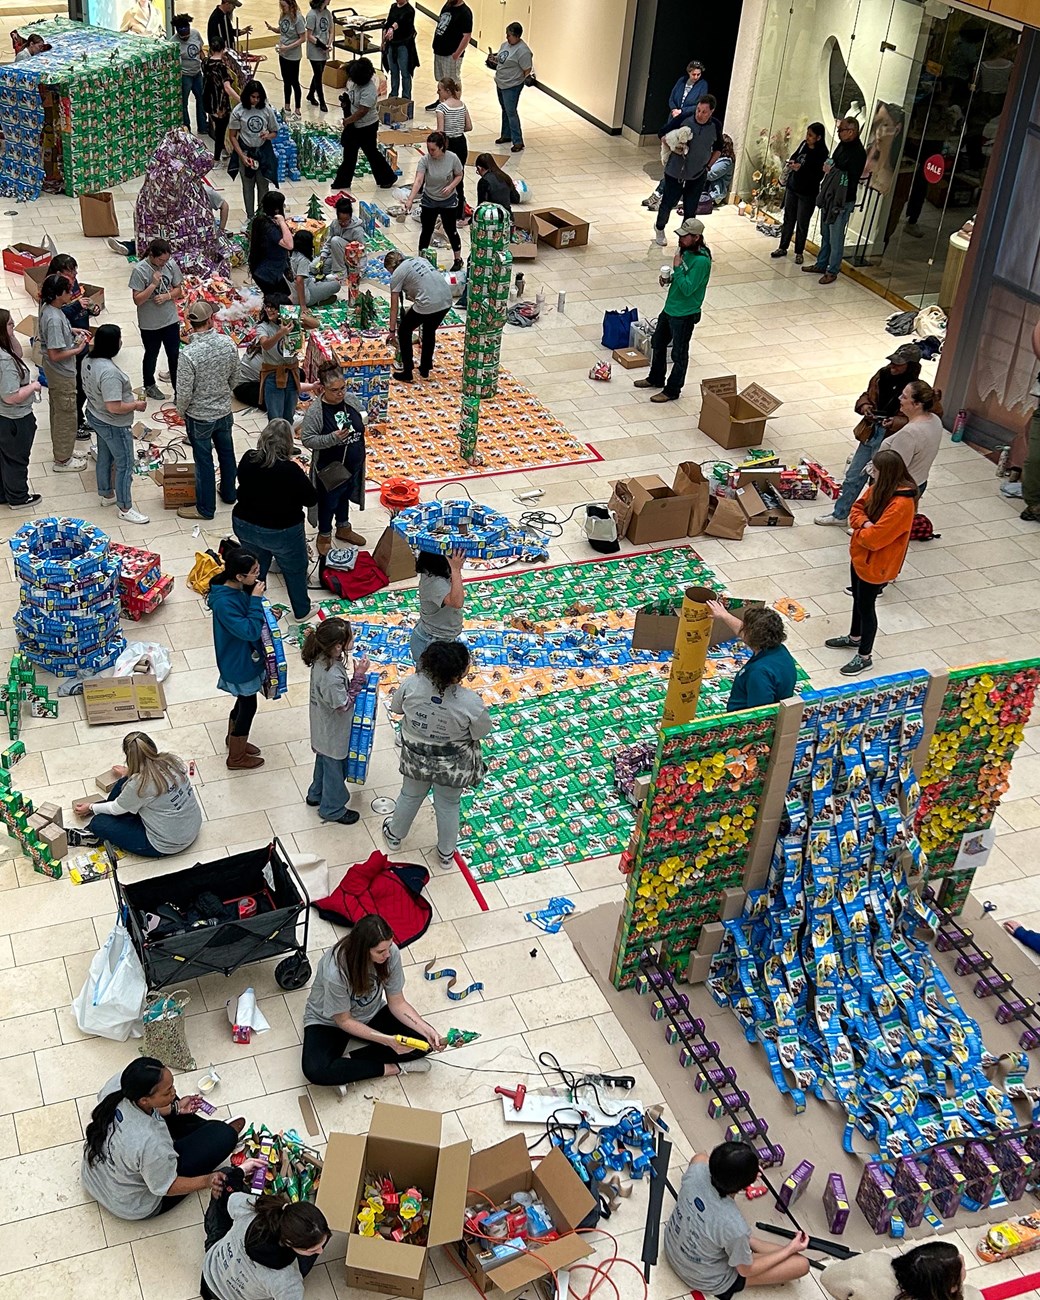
[263,374,298,422]
[90,415,135,511]
[316,479,354,536]
[706,156,733,204]
[231,517,311,619]
[307,753,352,821]
[186,413,237,519]
[88,777,162,857]
[815,200,855,275]
[497,84,524,146]
[387,43,412,99]
[647,310,699,398]
[409,626,434,665]
[182,72,207,132]
[832,429,884,520]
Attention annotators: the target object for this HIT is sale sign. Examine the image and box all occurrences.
[923,154,946,184]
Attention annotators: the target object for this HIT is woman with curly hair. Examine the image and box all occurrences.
[707,601,797,710]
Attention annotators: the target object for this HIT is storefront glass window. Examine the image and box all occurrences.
[738,0,1020,308]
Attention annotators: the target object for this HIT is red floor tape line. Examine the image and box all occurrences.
[982,1272,1040,1300]
[455,853,489,912]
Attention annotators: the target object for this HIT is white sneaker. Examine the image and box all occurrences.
[654,228,666,247]
[119,507,150,524]
[1001,480,1024,498]
[53,457,87,472]
[436,849,456,869]
[98,494,117,507]
[382,817,402,850]
[158,371,171,383]
[814,512,844,526]
[398,1058,432,1075]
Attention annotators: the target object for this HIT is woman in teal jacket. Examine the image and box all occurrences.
[708,602,797,712]
[208,549,268,770]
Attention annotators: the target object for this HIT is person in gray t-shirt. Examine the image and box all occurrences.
[302,616,370,823]
[403,133,464,267]
[71,731,203,857]
[332,56,399,190]
[663,1145,809,1299]
[384,249,454,382]
[203,1193,330,1300]
[491,23,533,150]
[411,548,465,663]
[301,915,445,1091]
[81,1058,242,1221]
[128,239,184,397]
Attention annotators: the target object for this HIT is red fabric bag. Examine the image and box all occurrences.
[319,551,389,600]
[311,850,432,947]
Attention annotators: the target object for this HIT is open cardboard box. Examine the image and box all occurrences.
[23,264,105,312]
[317,1103,470,1300]
[631,588,764,653]
[607,474,693,545]
[377,95,413,123]
[527,207,590,249]
[458,1136,595,1294]
[732,470,794,527]
[82,672,166,725]
[698,375,782,449]
[508,209,538,262]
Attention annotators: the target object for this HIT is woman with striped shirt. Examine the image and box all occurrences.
[435,77,472,217]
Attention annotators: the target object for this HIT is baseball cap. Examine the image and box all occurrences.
[887,343,921,365]
[675,217,705,237]
[186,301,214,324]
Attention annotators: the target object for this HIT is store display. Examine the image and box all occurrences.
[0,18,179,201]
[10,516,124,677]
[459,202,513,461]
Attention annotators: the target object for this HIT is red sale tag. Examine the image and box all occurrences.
[922,154,945,184]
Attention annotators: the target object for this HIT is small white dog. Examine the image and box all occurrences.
[660,125,692,166]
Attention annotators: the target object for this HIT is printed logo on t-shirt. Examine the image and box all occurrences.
[185,39,201,58]
[318,12,331,39]
[246,112,267,135]
[434,10,451,34]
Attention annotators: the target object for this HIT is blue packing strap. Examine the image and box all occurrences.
[423,961,484,1001]
[524,896,575,934]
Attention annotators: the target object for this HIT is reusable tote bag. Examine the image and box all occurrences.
[72,921,148,1040]
[601,306,638,350]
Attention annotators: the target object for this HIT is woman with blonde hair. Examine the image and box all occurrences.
[70,732,203,856]
[435,77,472,215]
[301,617,369,824]
[231,419,316,621]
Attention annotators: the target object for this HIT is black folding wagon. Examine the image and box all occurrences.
[113,837,313,992]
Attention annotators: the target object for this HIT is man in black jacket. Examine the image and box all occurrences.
[208,0,250,51]
[803,117,866,284]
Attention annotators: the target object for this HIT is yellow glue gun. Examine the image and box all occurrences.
[395,1034,431,1052]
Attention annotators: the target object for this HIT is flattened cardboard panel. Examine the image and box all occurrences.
[371,1100,442,1145]
[428,1138,472,1247]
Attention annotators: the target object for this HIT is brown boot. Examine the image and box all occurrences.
[335,525,367,545]
[225,727,261,758]
[227,734,264,769]
[316,533,332,556]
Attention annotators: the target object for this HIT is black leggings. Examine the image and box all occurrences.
[306,60,327,108]
[334,121,398,189]
[212,115,228,160]
[148,1112,239,1217]
[229,694,258,738]
[279,55,302,110]
[233,380,260,407]
[849,563,884,657]
[446,134,467,210]
[302,1006,425,1087]
[419,204,461,255]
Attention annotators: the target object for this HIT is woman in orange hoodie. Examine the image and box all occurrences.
[825,448,917,676]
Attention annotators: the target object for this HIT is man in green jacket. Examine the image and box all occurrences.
[635,216,712,403]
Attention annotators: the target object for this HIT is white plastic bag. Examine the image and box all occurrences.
[288,852,329,900]
[112,642,173,683]
[72,922,148,1040]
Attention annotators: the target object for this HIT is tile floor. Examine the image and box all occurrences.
[1,6,1039,1299]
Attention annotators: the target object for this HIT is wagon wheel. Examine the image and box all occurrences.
[275,952,312,990]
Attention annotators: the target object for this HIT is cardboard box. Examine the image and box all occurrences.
[698,375,782,449]
[608,475,693,546]
[377,95,413,123]
[380,127,436,146]
[673,461,710,536]
[79,191,120,238]
[152,462,196,508]
[631,590,764,653]
[82,674,166,726]
[38,822,68,859]
[317,1103,469,1300]
[24,265,105,313]
[372,525,417,583]
[95,767,120,793]
[323,59,349,88]
[36,801,62,826]
[460,1137,595,1294]
[2,243,51,274]
[611,347,649,370]
[527,207,590,250]
[732,473,794,527]
[508,209,538,262]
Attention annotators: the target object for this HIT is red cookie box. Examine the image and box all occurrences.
[110,542,163,596]
[122,574,174,622]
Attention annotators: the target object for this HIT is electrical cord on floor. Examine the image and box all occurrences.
[517,502,585,539]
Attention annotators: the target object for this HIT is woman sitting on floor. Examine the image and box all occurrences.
[202,1181,330,1300]
[821,1239,978,1300]
[70,730,202,857]
[301,913,444,1094]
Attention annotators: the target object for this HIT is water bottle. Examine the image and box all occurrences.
[535,289,545,312]
[951,408,967,443]
[557,291,566,313]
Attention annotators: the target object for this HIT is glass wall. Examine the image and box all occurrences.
[739,0,1021,307]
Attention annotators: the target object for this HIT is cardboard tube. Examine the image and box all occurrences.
[662,586,713,726]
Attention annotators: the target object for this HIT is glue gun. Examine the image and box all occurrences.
[395,1034,431,1052]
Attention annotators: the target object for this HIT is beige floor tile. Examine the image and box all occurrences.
[13,1098,83,1153]
[0,1054,42,1116]
[0,1010,61,1061]
[0,959,72,1020]
[0,1243,142,1300]
[131,1225,203,1300]
[0,1141,89,1228]
[0,1203,105,1275]
[0,1116,15,1160]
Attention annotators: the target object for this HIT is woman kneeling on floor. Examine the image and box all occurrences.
[301,913,444,1094]
[70,730,202,856]
[202,1180,330,1300]
[81,1057,249,1220]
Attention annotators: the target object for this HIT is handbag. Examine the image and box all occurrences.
[601,306,638,350]
[318,444,351,491]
